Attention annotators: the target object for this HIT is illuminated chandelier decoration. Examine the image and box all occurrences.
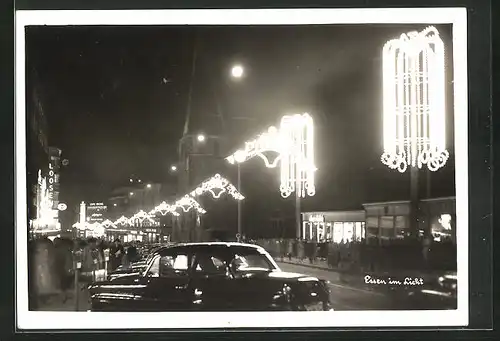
[226,126,283,168]
[279,113,316,198]
[381,26,449,173]
[173,195,207,214]
[190,173,245,200]
[154,201,180,216]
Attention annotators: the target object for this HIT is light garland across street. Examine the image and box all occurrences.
[74,171,244,234]
[225,113,316,199]
[190,173,244,200]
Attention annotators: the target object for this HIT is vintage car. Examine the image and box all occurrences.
[89,242,333,311]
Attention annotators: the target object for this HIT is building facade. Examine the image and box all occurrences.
[362,196,456,244]
[301,196,456,245]
[302,211,366,243]
[26,82,50,237]
[86,202,107,224]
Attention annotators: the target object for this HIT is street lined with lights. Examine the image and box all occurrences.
[63,27,449,242]
[74,171,244,235]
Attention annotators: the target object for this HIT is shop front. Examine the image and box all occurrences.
[301,211,366,242]
[362,196,456,244]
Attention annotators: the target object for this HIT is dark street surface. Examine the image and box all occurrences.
[277,262,397,310]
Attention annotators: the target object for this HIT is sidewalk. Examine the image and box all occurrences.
[34,285,91,311]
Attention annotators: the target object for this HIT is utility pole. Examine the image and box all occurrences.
[295,177,301,239]
[237,163,242,237]
[178,33,198,242]
[409,166,419,239]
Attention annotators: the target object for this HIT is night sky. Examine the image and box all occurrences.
[25,24,456,214]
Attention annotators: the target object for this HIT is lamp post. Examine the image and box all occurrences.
[226,114,316,240]
[232,150,247,239]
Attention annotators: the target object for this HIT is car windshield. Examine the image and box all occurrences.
[230,251,277,272]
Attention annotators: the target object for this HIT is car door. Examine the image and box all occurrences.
[144,252,192,311]
[188,251,234,311]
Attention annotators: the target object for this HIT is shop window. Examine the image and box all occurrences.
[354,222,365,241]
[395,216,407,239]
[379,216,394,239]
[333,222,343,243]
[343,222,354,242]
[366,217,379,238]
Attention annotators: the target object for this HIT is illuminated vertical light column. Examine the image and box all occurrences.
[381,26,449,172]
[280,113,316,239]
[381,26,449,241]
[279,113,316,198]
[79,201,86,228]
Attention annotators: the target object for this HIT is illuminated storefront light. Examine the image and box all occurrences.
[190,173,244,200]
[381,26,449,172]
[32,170,59,232]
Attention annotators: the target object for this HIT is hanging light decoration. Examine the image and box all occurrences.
[190,173,245,200]
[114,215,129,226]
[226,126,283,168]
[279,113,316,198]
[225,113,316,199]
[129,210,150,224]
[101,219,116,228]
[173,195,206,214]
[154,201,180,216]
[381,26,449,173]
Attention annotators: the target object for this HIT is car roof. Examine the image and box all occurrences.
[154,242,265,256]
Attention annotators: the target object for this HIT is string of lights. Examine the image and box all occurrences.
[74,171,243,234]
[225,113,316,199]
[190,173,244,200]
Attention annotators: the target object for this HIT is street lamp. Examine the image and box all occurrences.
[146,184,152,189]
[197,134,206,143]
[171,165,177,172]
[231,64,244,79]
[129,192,134,196]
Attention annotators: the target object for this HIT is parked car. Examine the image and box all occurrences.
[107,245,170,280]
[90,242,333,311]
[405,271,457,310]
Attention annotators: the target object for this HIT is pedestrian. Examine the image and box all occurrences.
[109,238,124,272]
[53,238,74,302]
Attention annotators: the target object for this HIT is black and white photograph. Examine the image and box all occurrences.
[15,8,469,329]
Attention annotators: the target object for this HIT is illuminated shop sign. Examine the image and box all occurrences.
[48,163,55,201]
[308,215,325,223]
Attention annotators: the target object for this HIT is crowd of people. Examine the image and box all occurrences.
[28,236,143,309]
